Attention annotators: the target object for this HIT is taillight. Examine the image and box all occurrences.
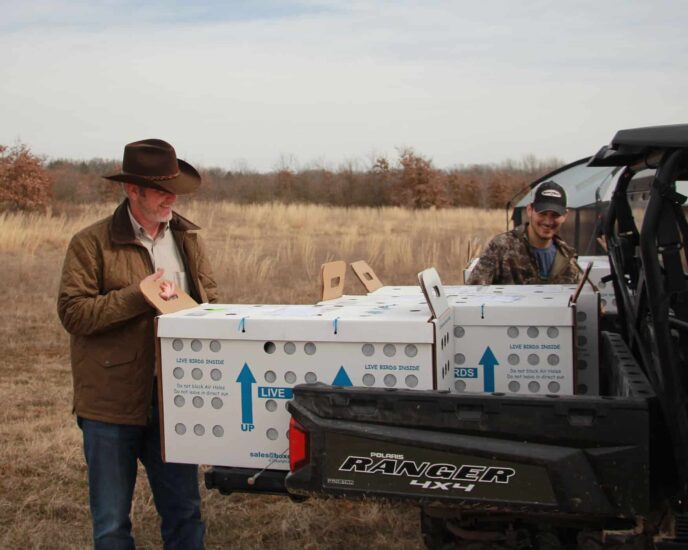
[289,417,309,472]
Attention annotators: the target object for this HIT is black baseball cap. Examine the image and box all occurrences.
[532,181,567,215]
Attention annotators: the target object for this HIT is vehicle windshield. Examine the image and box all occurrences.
[516,163,618,208]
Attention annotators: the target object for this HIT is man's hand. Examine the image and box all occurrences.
[142,269,178,301]
[158,280,178,301]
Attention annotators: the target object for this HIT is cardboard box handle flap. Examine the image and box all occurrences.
[570,261,594,306]
[350,260,383,292]
[418,267,450,320]
[140,278,199,314]
[321,260,346,301]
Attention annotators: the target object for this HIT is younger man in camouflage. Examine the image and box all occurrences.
[467,181,579,285]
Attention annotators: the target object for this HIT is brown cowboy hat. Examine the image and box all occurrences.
[103,138,201,195]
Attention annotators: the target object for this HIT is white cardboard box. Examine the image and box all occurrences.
[371,283,600,395]
[157,271,453,470]
[450,290,576,396]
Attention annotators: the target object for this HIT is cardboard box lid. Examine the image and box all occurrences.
[451,292,574,326]
[577,255,611,270]
[157,302,434,343]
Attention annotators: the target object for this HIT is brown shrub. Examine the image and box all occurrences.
[0,143,52,212]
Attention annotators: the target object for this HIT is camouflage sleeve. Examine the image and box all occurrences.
[467,237,502,285]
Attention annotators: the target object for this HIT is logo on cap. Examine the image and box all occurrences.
[540,189,562,198]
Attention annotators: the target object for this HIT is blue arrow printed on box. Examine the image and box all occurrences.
[479,346,499,392]
[236,363,256,424]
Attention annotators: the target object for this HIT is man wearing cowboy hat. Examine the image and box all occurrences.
[58,139,217,549]
[468,180,579,285]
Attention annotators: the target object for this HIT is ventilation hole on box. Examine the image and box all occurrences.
[212,425,224,437]
[405,344,418,357]
[210,369,222,381]
[172,339,184,351]
[192,368,203,380]
[264,341,276,354]
[174,395,185,407]
[266,428,279,441]
[454,380,466,392]
[454,326,465,338]
[577,359,588,370]
[578,335,588,346]
[508,354,520,365]
[193,424,205,436]
[209,340,221,352]
[384,374,397,387]
[577,383,588,394]
[265,371,277,383]
[508,381,520,392]
[265,399,278,412]
[548,354,560,366]
[383,344,396,357]
[304,342,316,355]
[286,430,290,440]
[547,327,559,338]
[527,327,539,338]
[577,311,587,322]
[284,342,296,355]
[191,339,202,352]
[528,354,540,365]
[507,327,519,338]
[405,375,418,388]
[211,397,223,409]
[362,374,375,386]
[173,367,184,380]
[528,381,540,393]
[192,396,204,408]
[285,371,297,384]
[454,353,466,365]
[175,423,186,435]
[361,344,375,356]
[305,372,317,383]
[548,381,561,393]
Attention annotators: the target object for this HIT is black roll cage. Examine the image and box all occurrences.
[597,135,688,500]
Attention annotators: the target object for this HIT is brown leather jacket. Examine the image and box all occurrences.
[467,224,579,285]
[57,200,218,425]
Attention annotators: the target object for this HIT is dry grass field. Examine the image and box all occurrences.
[0,200,503,549]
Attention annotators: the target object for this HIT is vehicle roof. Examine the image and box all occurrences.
[612,124,688,148]
[590,123,688,167]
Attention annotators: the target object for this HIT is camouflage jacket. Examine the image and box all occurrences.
[467,224,579,285]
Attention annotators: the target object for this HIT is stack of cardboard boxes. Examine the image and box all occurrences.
[155,270,600,469]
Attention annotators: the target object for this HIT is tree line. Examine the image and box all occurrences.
[1,143,563,212]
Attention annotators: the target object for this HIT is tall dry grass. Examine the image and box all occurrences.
[0,200,503,549]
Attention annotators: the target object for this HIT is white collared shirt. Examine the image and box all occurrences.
[127,207,189,294]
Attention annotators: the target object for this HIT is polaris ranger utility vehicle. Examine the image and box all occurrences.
[207,125,688,548]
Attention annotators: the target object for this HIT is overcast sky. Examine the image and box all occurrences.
[1,0,686,172]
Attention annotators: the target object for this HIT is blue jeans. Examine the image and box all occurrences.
[78,389,205,550]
